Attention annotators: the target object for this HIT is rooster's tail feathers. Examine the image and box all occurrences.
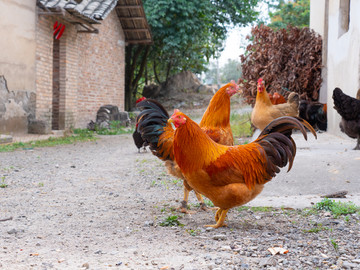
[136,99,174,160]
[255,116,316,176]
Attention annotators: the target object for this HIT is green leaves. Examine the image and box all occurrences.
[268,0,310,30]
[142,0,260,82]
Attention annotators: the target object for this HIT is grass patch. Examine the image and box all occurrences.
[230,112,253,140]
[315,198,360,217]
[74,121,133,136]
[159,215,184,227]
[303,223,329,233]
[236,206,274,212]
[0,133,96,153]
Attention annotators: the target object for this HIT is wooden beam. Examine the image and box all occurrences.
[118,17,145,20]
[126,40,152,44]
[123,28,149,32]
[116,5,142,9]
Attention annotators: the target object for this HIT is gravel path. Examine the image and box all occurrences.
[0,134,359,270]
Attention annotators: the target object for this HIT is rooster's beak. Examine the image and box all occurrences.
[167,118,174,124]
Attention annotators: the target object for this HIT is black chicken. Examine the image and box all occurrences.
[332,87,360,150]
[299,100,327,131]
[133,97,148,152]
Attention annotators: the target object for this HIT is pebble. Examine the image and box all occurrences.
[212,235,227,241]
[343,261,358,269]
[7,229,17,235]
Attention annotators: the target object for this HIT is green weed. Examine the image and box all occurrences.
[0,176,8,188]
[159,215,184,227]
[330,238,338,251]
[315,198,359,217]
[303,223,329,233]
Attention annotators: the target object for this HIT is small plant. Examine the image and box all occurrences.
[315,198,334,211]
[315,198,359,217]
[0,176,8,188]
[159,215,184,227]
[330,238,338,251]
[186,229,200,236]
[38,182,44,187]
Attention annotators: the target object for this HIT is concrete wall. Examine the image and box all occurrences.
[0,0,37,133]
[310,0,326,36]
[310,0,328,104]
[326,0,360,136]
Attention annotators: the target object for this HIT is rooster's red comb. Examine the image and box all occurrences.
[257,78,263,84]
[136,97,146,104]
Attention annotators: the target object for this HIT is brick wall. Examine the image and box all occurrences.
[77,11,125,128]
[35,9,125,130]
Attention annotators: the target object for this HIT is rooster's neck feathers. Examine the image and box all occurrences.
[256,88,272,106]
[174,118,227,174]
[200,84,231,128]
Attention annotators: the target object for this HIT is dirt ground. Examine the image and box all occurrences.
[1,130,360,269]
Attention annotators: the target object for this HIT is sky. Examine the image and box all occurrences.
[216,2,270,68]
[217,26,251,67]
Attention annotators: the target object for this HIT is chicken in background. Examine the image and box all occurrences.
[133,97,148,152]
[149,110,316,228]
[299,100,327,131]
[332,87,360,150]
[251,78,300,131]
[137,81,239,213]
[269,92,287,105]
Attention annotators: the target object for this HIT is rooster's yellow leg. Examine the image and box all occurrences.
[194,192,218,212]
[194,191,209,211]
[214,208,223,221]
[205,209,229,228]
[177,186,195,214]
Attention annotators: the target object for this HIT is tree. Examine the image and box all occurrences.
[267,0,310,30]
[239,24,322,105]
[221,59,242,83]
[203,59,242,84]
[124,0,261,110]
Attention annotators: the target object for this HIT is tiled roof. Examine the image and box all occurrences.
[38,0,118,23]
[37,0,152,44]
[116,0,152,44]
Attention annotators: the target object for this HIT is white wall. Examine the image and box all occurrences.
[0,0,37,92]
[310,0,326,36]
[327,0,360,135]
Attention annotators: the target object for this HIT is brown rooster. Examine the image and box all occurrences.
[137,81,238,213]
[269,92,287,105]
[251,78,299,131]
[167,110,316,228]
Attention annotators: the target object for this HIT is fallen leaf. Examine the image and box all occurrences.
[30,253,39,256]
[267,247,289,255]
